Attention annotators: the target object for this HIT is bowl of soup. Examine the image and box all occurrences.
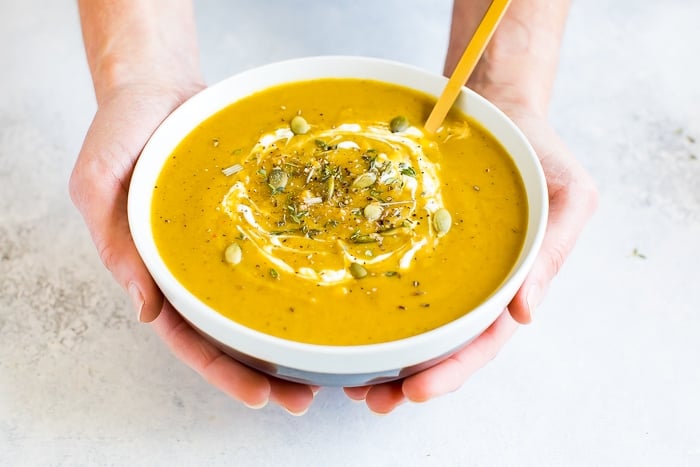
[128,56,548,387]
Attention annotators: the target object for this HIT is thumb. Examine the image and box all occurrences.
[70,112,164,322]
[508,173,598,324]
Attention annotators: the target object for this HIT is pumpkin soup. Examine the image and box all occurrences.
[151,79,527,345]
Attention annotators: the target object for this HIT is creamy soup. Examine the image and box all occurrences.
[151,79,527,345]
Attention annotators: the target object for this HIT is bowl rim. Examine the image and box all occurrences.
[128,55,548,375]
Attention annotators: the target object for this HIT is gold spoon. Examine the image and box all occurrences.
[424,0,512,134]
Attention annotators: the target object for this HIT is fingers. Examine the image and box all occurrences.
[344,382,405,414]
[365,381,406,414]
[151,301,271,408]
[343,311,518,413]
[343,386,371,401]
[402,310,518,402]
[152,301,317,413]
[269,379,316,416]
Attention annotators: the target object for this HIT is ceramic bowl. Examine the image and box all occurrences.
[128,56,548,387]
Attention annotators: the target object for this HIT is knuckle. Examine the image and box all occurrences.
[568,169,600,216]
[97,240,120,275]
[546,244,568,278]
[578,174,600,215]
[68,165,85,208]
[482,348,499,365]
[477,341,501,364]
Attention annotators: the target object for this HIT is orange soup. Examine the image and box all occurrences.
[151,79,527,345]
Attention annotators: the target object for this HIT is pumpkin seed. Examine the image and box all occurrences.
[363,202,383,222]
[352,172,377,189]
[349,231,378,244]
[390,115,409,133]
[224,242,242,265]
[290,115,310,135]
[433,208,452,235]
[325,176,335,201]
[349,262,368,279]
[268,167,288,193]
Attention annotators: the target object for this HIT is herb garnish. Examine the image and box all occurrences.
[399,162,417,177]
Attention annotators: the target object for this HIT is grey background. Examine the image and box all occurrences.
[2,1,699,465]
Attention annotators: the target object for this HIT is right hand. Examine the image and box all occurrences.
[344,105,598,413]
[69,82,316,414]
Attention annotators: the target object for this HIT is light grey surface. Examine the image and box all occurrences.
[1,1,698,466]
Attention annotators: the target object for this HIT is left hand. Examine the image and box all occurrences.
[344,108,598,413]
[70,83,316,415]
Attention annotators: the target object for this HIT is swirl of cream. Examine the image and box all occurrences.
[221,122,447,285]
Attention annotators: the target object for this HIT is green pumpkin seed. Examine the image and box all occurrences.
[349,262,368,279]
[390,115,409,133]
[349,231,378,243]
[433,208,452,235]
[268,167,288,193]
[224,242,242,265]
[363,202,383,222]
[352,172,377,189]
[290,115,310,135]
[325,176,335,201]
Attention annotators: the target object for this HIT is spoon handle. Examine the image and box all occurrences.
[424,0,512,134]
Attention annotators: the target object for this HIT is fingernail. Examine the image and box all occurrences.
[244,399,269,410]
[128,282,145,322]
[284,406,310,416]
[526,284,542,320]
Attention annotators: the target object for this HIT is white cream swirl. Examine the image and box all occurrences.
[220,121,447,285]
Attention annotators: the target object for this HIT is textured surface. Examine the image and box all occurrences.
[2,1,699,466]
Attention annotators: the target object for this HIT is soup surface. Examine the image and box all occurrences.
[152,79,527,345]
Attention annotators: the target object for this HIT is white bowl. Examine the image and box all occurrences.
[128,56,548,387]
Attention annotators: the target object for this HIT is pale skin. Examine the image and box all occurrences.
[70,0,597,414]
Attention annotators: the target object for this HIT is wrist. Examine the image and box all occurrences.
[91,51,204,106]
[467,16,562,117]
[79,0,204,105]
[467,59,551,119]
[446,0,570,118]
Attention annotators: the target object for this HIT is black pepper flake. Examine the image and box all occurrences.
[398,305,406,310]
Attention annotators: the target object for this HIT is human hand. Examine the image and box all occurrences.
[344,106,598,413]
[69,83,316,414]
